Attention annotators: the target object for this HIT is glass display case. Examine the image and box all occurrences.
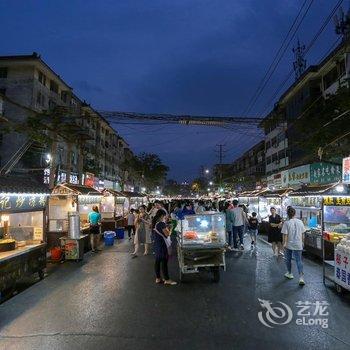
[179,213,226,248]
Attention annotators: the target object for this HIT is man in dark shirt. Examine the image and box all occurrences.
[248,212,259,249]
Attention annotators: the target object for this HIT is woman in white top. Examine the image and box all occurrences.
[281,206,306,286]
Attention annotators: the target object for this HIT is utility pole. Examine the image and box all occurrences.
[215,144,226,190]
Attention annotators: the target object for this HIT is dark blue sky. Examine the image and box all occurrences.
[0,0,340,181]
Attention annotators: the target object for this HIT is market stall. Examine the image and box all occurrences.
[257,188,293,233]
[101,189,128,231]
[178,213,226,282]
[322,193,350,293]
[238,190,261,215]
[122,191,148,210]
[48,183,103,250]
[0,176,49,298]
[285,183,344,258]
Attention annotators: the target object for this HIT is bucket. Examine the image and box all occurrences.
[104,231,115,246]
[116,228,125,239]
[51,247,62,261]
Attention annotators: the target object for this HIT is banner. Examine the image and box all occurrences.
[310,162,341,184]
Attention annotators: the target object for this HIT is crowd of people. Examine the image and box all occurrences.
[89,198,306,286]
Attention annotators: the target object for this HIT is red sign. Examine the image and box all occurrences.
[84,173,94,187]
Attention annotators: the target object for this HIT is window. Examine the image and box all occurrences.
[266,157,272,165]
[50,80,59,94]
[61,91,68,103]
[272,153,278,162]
[49,99,56,110]
[0,88,6,95]
[36,91,46,106]
[38,71,46,86]
[0,67,8,78]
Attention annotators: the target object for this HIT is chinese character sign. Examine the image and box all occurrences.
[0,194,48,213]
[335,248,350,290]
[311,162,342,184]
[287,165,311,186]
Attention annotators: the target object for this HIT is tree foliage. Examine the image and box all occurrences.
[121,152,169,190]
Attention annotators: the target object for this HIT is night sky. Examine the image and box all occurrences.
[0,0,340,181]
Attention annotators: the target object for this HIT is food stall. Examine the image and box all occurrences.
[285,183,344,258]
[48,183,103,250]
[178,213,226,282]
[0,176,49,299]
[238,190,261,215]
[101,189,128,230]
[258,188,293,233]
[122,191,147,210]
[322,193,350,293]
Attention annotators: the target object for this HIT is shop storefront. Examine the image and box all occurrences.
[284,183,344,258]
[322,193,350,293]
[48,183,103,249]
[0,177,49,297]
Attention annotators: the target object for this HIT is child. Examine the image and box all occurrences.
[248,212,259,248]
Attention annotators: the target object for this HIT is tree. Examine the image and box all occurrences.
[163,179,181,196]
[191,177,207,194]
[120,152,169,191]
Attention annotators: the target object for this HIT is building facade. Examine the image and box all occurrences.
[0,53,137,188]
[262,40,350,176]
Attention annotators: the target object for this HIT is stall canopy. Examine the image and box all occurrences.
[103,189,125,197]
[121,191,145,198]
[52,183,102,196]
[0,175,49,194]
[259,188,294,198]
[289,183,349,196]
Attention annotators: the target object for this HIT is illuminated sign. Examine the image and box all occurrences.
[0,194,48,212]
[323,197,350,206]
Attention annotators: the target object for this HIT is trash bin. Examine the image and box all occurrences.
[116,228,125,239]
[104,231,115,246]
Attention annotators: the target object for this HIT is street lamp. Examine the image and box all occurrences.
[209,181,213,186]
[205,169,210,174]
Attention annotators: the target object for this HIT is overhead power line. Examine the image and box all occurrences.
[101,110,263,128]
[259,0,345,117]
[242,0,314,116]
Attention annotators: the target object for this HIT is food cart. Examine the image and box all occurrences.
[322,193,350,293]
[48,183,103,250]
[178,213,226,283]
[0,176,49,299]
[285,183,344,258]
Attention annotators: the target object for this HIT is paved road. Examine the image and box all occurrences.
[0,238,349,350]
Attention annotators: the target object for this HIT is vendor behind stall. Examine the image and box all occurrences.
[88,206,101,252]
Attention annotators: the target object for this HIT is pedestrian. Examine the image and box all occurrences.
[152,209,177,285]
[195,201,205,214]
[179,202,195,220]
[131,205,152,257]
[268,207,283,256]
[248,212,259,249]
[231,199,248,250]
[88,205,101,253]
[224,202,234,250]
[126,208,136,240]
[282,206,306,285]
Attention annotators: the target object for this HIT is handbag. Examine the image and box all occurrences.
[154,225,172,256]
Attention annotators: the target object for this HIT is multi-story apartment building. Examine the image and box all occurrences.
[231,140,265,190]
[263,40,350,176]
[0,52,135,187]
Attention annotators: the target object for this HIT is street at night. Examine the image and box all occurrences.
[0,238,350,350]
[1,1,350,349]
